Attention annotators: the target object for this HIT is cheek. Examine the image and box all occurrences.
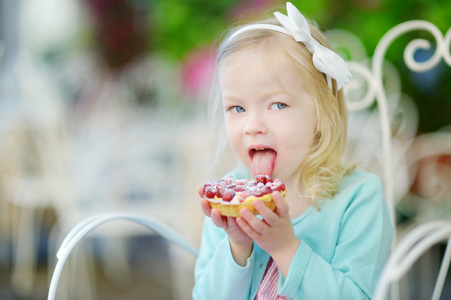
[225,118,249,160]
[224,118,234,139]
[225,118,240,147]
[279,121,316,153]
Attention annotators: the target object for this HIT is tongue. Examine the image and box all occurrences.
[251,149,276,177]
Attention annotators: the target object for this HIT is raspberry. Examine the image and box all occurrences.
[272,179,286,192]
[255,175,272,184]
[227,183,236,190]
[222,189,235,202]
[255,175,266,184]
[240,192,249,199]
[222,175,234,185]
[253,190,264,197]
[255,186,272,197]
[235,185,245,192]
[264,186,272,194]
[251,185,263,197]
[205,187,217,198]
[216,185,225,198]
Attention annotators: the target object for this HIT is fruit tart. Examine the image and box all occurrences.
[203,175,286,217]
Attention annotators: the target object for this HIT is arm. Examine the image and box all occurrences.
[278,174,393,299]
[192,217,255,300]
[199,188,254,266]
[193,187,255,300]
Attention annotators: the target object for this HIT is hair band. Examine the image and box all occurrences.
[227,2,351,91]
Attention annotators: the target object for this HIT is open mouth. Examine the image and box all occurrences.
[249,147,275,157]
[249,147,277,177]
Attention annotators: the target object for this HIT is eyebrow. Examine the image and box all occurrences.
[222,91,294,102]
[221,96,241,103]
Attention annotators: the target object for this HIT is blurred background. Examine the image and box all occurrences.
[0,0,450,299]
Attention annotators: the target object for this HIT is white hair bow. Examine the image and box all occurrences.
[274,2,351,90]
[227,2,351,91]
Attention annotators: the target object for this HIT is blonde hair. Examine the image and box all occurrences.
[209,17,355,206]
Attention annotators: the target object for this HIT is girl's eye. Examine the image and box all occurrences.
[231,106,245,113]
[270,103,287,110]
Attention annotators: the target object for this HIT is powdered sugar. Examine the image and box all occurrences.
[203,175,286,204]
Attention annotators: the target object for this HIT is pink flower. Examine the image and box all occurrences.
[181,48,215,100]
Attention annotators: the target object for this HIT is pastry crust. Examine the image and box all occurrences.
[208,192,286,217]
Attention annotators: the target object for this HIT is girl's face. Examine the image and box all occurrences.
[219,52,317,185]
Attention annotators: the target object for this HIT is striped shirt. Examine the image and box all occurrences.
[254,258,287,299]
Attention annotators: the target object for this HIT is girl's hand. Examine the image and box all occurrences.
[198,187,253,265]
[236,191,300,276]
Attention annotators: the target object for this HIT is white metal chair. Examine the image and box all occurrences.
[45,114,199,300]
[47,212,199,300]
[0,63,69,297]
[333,19,451,299]
[374,220,451,300]
[343,20,451,233]
[399,131,451,222]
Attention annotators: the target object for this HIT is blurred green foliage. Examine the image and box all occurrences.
[146,0,450,60]
[148,0,241,59]
[86,0,450,132]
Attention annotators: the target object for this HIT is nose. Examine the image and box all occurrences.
[244,112,267,135]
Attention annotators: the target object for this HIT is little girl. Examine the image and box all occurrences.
[193,2,393,299]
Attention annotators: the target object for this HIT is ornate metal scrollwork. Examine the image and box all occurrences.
[340,21,451,230]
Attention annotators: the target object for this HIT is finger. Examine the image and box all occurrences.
[236,214,258,237]
[273,191,289,217]
[240,207,268,235]
[226,216,240,231]
[253,199,278,226]
[200,198,212,217]
[198,187,205,197]
[211,208,227,229]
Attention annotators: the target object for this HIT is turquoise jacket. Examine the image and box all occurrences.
[193,170,393,299]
